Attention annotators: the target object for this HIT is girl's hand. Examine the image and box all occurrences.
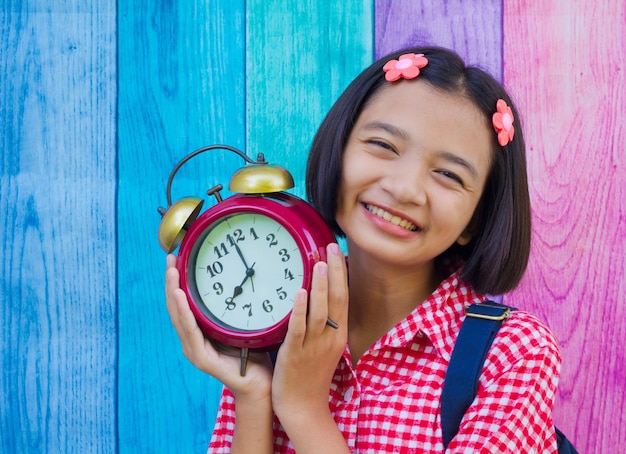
[271,243,350,450]
[165,254,272,401]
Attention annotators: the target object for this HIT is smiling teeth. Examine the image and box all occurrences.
[365,204,418,231]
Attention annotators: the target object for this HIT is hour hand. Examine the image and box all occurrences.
[232,262,256,297]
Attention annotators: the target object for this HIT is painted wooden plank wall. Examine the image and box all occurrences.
[246,0,373,197]
[117,2,246,452]
[374,0,503,77]
[505,1,626,452]
[3,0,624,452]
[1,1,118,453]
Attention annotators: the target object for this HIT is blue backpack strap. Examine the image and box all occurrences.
[440,301,514,450]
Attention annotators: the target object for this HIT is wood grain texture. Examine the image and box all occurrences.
[0,3,117,452]
[117,1,246,452]
[374,0,503,78]
[245,0,373,198]
[504,2,626,452]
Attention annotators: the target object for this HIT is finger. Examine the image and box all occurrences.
[307,261,330,337]
[165,264,193,354]
[174,286,211,366]
[283,289,308,350]
[166,253,177,269]
[165,264,182,324]
[326,243,349,328]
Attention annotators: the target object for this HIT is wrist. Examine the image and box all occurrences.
[275,400,331,430]
[277,405,349,454]
[233,387,272,408]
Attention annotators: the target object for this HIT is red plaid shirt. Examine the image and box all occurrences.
[209,270,561,453]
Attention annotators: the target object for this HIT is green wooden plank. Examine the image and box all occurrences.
[245,0,374,199]
[1,2,117,452]
[117,1,246,452]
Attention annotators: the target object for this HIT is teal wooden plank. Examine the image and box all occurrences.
[245,0,374,199]
[1,2,117,452]
[117,1,246,452]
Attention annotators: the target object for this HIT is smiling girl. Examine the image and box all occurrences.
[166,46,561,453]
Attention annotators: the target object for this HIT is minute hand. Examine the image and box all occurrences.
[232,242,255,291]
[233,241,251,269]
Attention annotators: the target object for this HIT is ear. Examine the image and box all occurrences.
[456,230,472,246]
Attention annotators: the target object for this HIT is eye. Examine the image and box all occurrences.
[436,169,465,186]
[367,139,398,154]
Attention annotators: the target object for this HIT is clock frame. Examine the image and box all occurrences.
[177,192,335,350]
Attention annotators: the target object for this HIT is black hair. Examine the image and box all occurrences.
[306,46,531,295]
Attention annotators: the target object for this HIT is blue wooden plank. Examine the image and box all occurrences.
[117,1,246,452]
[1,2,117,452]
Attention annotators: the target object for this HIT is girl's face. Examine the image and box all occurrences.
[336,80,493,269]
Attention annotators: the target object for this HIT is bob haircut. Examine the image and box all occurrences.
[306,46,531,295]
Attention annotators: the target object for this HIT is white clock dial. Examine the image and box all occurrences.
[190,213,304,331]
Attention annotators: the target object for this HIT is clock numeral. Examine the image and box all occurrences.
[262,299,273,313]
[266,233,278,248]
[227,229,245,246]
[213,282,224,295]
[278,248,290,262]
[242,303,253,317]
[249,227,259,240]
[213,243,230,259]
[205,262,224,278]
[275,287,288,300]
[225,297,236,311]
[283,268,295,281]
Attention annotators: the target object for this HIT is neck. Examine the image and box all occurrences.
[345,247,443,363]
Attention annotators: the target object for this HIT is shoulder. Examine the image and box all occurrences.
[501,310,560,354]
[484,309,562,383]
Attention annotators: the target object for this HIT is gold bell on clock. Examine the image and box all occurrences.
[157,145,294,253]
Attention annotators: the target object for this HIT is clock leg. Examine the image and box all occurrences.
[240,347,249,376]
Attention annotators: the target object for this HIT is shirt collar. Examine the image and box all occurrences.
[373,269,485,361]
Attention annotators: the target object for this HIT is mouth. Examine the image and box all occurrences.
[364,204,419,232]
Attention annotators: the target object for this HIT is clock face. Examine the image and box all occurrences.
[188,212,304,332]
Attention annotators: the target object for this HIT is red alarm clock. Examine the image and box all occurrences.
[158,145,336,374]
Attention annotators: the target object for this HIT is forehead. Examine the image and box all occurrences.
[358,80,494,165]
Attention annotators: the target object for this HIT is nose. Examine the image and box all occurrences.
[379,161,428,206]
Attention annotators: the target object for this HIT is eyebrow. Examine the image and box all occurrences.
[362,121,410,141]
[436,151,479,178]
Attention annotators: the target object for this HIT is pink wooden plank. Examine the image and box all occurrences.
[505,2,626,452]
[374,0,503,77]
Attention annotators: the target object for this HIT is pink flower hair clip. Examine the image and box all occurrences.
[383,53,429,82]
[492,99,515,146]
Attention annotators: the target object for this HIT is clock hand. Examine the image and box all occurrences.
[228,262,256,303]
[232,241,251,270]
[232,242,255,291]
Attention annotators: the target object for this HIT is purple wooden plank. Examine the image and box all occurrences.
[374,0,503,79]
